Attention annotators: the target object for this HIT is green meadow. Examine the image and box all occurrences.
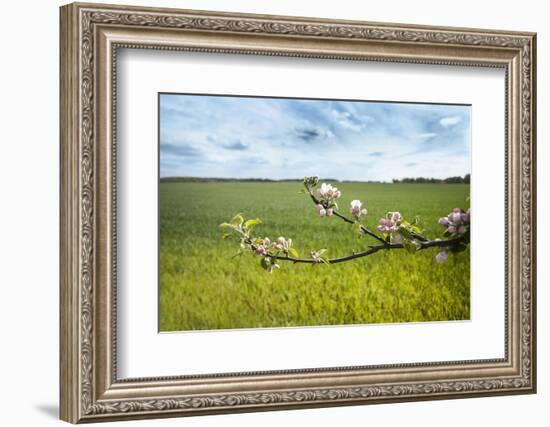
[159,181,470,331]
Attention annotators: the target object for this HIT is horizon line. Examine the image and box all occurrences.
[160,175,471,183]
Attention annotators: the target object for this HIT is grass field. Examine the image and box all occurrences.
[159,181,470,331]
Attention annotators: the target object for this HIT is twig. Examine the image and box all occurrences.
[305,186,388,245]
[268,235,466,264]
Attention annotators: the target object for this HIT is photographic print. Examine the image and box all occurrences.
[60,6,536,420]
[159,93,471,332]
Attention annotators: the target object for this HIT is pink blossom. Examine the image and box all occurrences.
[316,203,332,217]
[255,245,267,255]
[377,217,398,234]
[271,237,292,254]
[435,250,449,263]
[439,207,470,235]
[310,250,321,262]
[316,182,342,205]
[350,200,362,216]
[449,212,462,223]
[438,217,449,226]
[389,212,402,222]
[350,200,367,219]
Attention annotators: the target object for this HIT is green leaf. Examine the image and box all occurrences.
[402,238,419,253]
[221,233,232,239]
[219,222,234,229]
[288,247,299,258]
[244,218,261,231]
[230,213,244,227]
[319,256,330,265]
[398,226,412,239]
[260,257,271,271]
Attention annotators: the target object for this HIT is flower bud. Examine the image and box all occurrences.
[450,212,462,223]
[255,245,266,255]
[350,200,362,216]
[438,217,449,226]
[318,208,326,217]
[435,250,449,263]
[457,225,466,234]
[326,208,333,216]
[390,212,402,222]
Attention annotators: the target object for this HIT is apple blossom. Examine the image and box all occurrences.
[255,245,267,256]
[316,182,342,206]
[439,207,470,236]
[376,212,402,234]
[272,236,292,254]
[315,203,327,217]
[389,212,402,223]
[350,200,367,219]
[377,217,398,234]
[438,217,450,226]
[435,250,449,263]
[310,250,322,262]
[303,176,320,188]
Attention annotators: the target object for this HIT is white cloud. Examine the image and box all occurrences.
[418,132,437,139]
[439,116,461,127]
[331,109,367,132]
[160,95,470,181]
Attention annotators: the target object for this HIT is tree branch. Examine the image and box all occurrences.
[226,179,469,269]
[305,186,388,245]
[266,235,466,265]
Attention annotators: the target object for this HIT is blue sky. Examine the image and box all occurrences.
[159,94,470,182]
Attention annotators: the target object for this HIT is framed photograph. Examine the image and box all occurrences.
[60,2,537,423]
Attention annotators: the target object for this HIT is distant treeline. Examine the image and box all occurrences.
[160,174,470,184]
[392,174,470,184]
[160,177,303,183]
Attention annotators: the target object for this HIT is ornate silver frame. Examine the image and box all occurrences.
[60,2,537,423]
